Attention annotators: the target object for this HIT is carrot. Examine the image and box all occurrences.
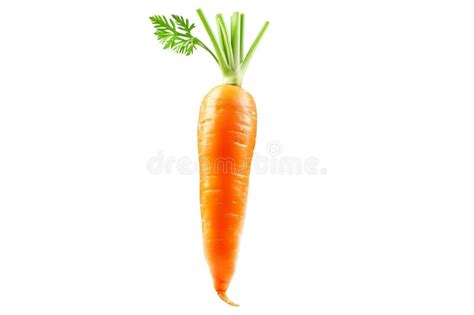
[198,85,257,306]
[150,9,269,306]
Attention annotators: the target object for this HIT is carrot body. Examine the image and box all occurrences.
[198,84,257,306]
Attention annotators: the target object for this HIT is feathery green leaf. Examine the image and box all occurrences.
[150,15,198,56]
[149,10,269,86]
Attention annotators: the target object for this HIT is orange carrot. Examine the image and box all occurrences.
[198,85,257,305]
[150,9,269,306]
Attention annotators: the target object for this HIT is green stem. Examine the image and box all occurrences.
[196,40,218,63]
[230,12,240,71]
[239,14,245,64]
[196,9,228,75]
[241,21,270,76]
[196,9,269,86]
[216,14,233,69]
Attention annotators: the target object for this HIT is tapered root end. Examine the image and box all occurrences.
[217,291,239,307]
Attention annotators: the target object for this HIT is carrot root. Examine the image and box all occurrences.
[217,291,239,307]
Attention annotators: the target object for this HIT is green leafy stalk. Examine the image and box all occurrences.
[230,12,240,70]
[216,14,233,69]
[240,21,270,75]
[239,14,245,64]
[150,9,269,86]
[195,9,228,73]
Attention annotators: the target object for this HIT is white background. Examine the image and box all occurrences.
[1,0,473,314]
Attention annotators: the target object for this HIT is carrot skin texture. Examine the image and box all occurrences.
[198,85,257,306]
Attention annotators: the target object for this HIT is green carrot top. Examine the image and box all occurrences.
[150,9,269,86]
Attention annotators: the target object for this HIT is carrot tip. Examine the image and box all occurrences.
[217,291,239,307]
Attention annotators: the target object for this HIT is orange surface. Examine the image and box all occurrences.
[198,84,257,306]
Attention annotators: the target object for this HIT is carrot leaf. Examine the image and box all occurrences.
[149,10,269,86]
[150,15,199,56]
